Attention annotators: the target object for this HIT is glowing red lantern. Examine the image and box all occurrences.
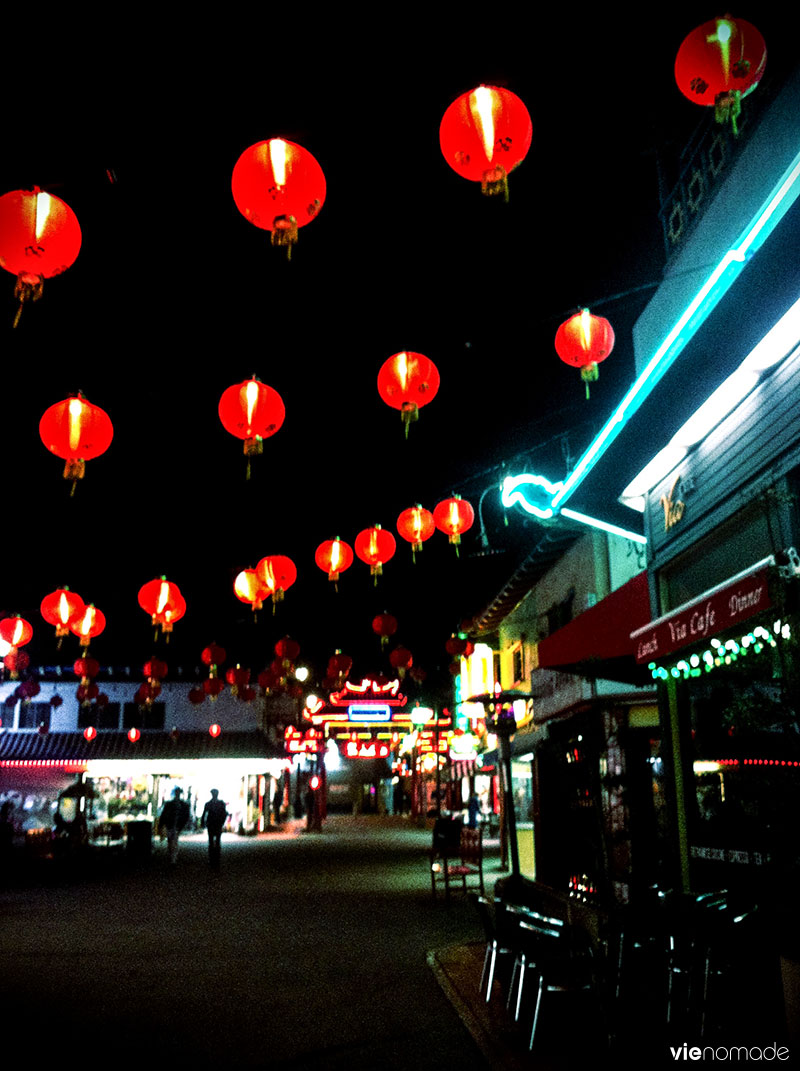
[209,723,222,738]
[377,352,440,437]
[202,644,226,669]
[389,645,413,679]
[0,616,33,649]
[234,568,268,615]
[372,613,398,649]
[138,577,185,638]
[275,637,300,666]
[397,505,435,560]
[256,555,297,608]
[440,85,532,200]
[41,587,85,643]
[433,495,475,553]
[355,525,396,581]
[83,726,97,741]
[218,376,286,477]
[39,392,113,492]
[232,138,326,259]
[0,188,82,326]
[315,537,354,586]
[446,635,475,658]
[69,604,106,649]
[555,308,615,398]
[327,651,352,679]
[128,727,140,743]
[675,15,766,135]
[226,665,251,697]
[144,658,168,681]
[4,650,29,677]
[203,677,225,700]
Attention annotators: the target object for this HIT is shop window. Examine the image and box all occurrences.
[512,645,525,684]
[17,702,51,731]
[78,702,121,730]
[123,701,165,731]
[545,588,575,636]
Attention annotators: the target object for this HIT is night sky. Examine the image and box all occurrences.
[2,10,795,693]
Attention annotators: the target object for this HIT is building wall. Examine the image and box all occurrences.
[497,530,646,690]
[0,678,266,734]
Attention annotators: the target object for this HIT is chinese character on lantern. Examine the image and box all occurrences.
[439,85,532,200]
[554,308,615,399]
[377,352,440,437]
[232,138,326,259]
[0,187,82,327]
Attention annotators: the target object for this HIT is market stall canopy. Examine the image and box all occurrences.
[536,571,652,683]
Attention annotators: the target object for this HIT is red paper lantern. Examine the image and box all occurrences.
[445,635,475,658]
[397,505,435,559]
[83,726,97,741]
[234,568,268,614]
[0,616,33,649]
[128,727,140,743]
[315,537,354,584]
[41,587,85,641]
[327,651,352,679]
[372,613,398,647]
[69,604,106,649]
[143,658,168,681]
[377,352,440,437]
[355,525,396,580]
[202,644,226,669]
[209,723,222,737]
[4,650,29,677]
[440,85,532,199]
[203,677,225,699]
[39,392,113,491]
[555,308,615,397]
[188,686,205,705]
[275,636,301,665]
[232,138,326,259]
[433,495,475,551]
[389,645,413,678]
[256,555,297,608]
[675,15,766,134]
[74,657,101,682]
[138,577,185,637]
[218,376,285,477]
[0,188,82,326]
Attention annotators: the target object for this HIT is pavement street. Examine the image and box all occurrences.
[0,815,506,1069]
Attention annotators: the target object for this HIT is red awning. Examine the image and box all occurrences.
[536,571,651,675]
[631,557,775,664]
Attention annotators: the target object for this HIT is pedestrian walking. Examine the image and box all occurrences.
[201,789,228,869]
[159,786,190,864]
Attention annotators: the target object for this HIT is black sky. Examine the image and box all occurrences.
[1,9,795,691]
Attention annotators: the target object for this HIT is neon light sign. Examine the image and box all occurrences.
[348,704,391,722]
[501,473,647,544]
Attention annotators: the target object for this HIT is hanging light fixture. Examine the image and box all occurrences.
[232,138,326,259]
[377,352,440,437]
[439,85,532,200]
[0,187,82,326]
[39,391,114,494]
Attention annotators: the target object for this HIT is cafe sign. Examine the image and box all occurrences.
[631,558,774,664]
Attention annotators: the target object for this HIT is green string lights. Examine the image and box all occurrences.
[648,620,792,681]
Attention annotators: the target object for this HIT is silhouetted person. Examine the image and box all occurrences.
[159,786,190,864]
[201,789,228,869]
